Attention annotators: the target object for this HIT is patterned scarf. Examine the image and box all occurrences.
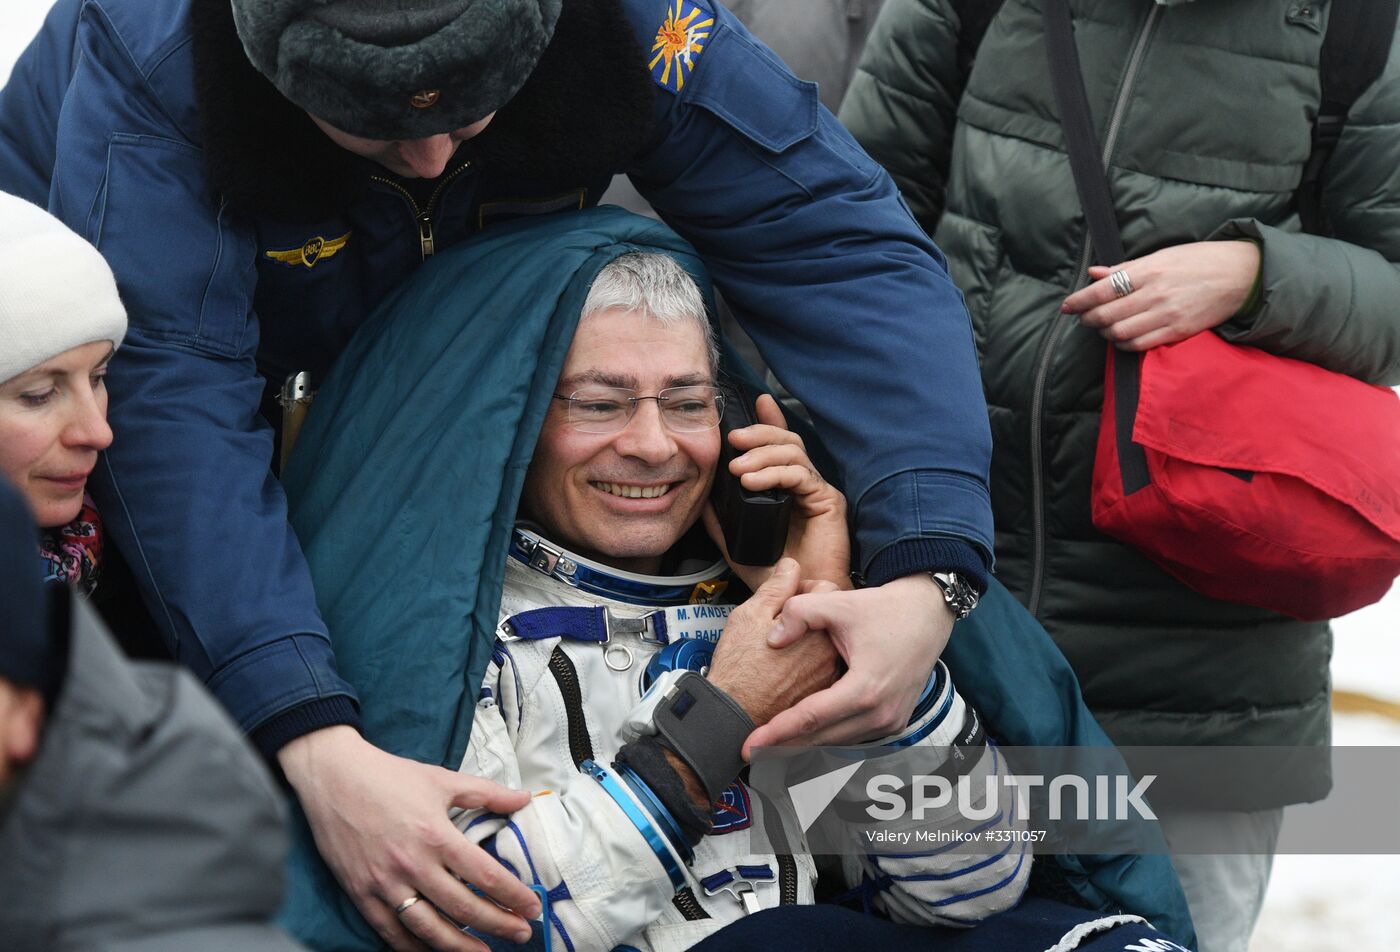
[39,495,103,596]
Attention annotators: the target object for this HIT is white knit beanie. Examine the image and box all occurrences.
[0,191,127,384]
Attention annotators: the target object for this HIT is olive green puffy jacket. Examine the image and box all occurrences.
[841,0,1400,804]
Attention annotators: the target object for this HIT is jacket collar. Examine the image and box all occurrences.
[191,0,655,223]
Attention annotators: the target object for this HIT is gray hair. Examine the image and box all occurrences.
[581,252,719,373]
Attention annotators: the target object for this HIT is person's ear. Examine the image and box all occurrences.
[0,678,46,785]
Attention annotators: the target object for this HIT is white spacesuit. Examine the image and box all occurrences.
[451,526,1030,952]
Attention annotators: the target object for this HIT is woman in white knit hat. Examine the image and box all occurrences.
[0,191,127,594]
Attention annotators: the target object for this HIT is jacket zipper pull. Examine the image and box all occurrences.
[418,212,435,258]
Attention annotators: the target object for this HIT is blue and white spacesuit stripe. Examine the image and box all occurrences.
[851,740,1032,928]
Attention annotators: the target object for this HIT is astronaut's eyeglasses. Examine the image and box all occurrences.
[551,385,725,433]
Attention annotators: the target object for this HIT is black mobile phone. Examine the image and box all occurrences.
[711,383,792,566]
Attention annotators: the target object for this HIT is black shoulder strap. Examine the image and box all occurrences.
[948,0,1008,75]
[1041,0,1149,495]
[1298,0,1399,233]
[1040,0,1124,267]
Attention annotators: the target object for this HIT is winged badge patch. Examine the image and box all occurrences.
[264,231,351,269]
[650,0,714,93]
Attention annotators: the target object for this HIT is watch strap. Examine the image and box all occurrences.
[653,671,755,803]
[929,570,979,619]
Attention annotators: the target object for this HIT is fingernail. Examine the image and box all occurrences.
[516,927,534,943]
[775,558,796,575]
[767,619,786,645]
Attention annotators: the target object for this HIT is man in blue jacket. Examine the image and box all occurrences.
[0,1,994,948]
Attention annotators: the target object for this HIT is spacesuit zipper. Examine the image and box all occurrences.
[367,159,472,260]
[547,648,708,920]
[776,853,798,905]
[1025,3,1162,618]
[672,887,711,920]
[546,647,595,768]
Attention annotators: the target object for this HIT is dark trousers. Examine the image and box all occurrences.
[689,898,1191,952]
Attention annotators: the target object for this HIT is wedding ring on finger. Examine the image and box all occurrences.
[394,894,422,916]
[1109,269,1134,299]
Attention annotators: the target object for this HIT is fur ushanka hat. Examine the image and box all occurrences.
[231,0,564,140]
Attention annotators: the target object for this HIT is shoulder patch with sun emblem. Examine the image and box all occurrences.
[649,0,714,93]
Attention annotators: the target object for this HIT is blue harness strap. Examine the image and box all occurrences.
[499,605,686,646]
[503,606,613,643]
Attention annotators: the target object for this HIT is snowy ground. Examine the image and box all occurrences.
[1251,585,1400,952]
[3,5,1398,948]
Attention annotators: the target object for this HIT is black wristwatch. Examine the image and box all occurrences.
[928,571,979,620]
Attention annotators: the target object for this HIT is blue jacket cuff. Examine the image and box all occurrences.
[853,470,994,583]
[251,696,362,761]
[205,632,358,736]
[864,538,989,594]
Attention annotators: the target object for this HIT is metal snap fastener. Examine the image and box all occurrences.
[410,89,441,109]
